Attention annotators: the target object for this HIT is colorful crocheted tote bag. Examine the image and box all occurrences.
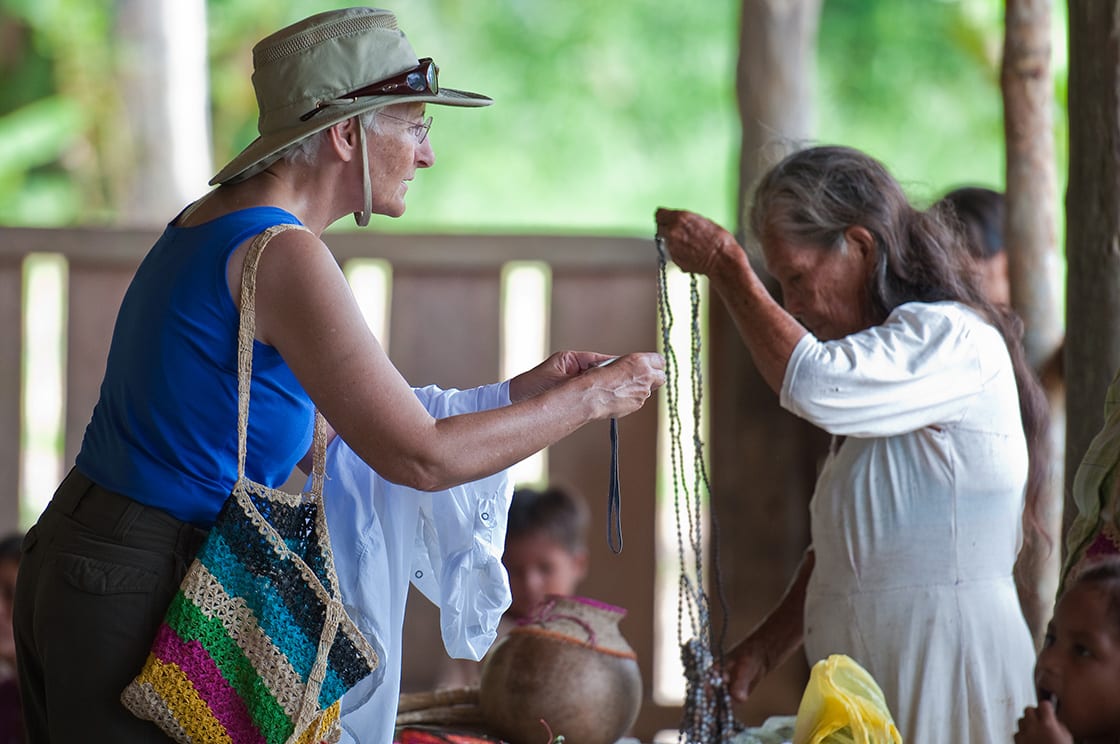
[121,223,380,744]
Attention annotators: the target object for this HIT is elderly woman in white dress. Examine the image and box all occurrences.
[656,145,1049,744]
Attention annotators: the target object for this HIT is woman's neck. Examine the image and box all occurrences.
[177,165,345,235]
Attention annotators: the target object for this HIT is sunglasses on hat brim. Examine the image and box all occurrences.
[299,58,439,122]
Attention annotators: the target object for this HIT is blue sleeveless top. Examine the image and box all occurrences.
[76,207,314,526]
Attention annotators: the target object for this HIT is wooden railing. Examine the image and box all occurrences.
[0,225,688,738]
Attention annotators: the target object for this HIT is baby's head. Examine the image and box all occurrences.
[503,486,589,620]
[1036,556,1120,740]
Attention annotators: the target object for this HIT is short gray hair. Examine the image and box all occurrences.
[281,109,382,167]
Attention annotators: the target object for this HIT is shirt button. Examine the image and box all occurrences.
[414,570,423,579]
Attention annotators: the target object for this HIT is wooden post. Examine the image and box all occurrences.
[736,0,823,231]
[1001,0,1062,646]
[1065,2,1120,532]
[713,0,824,724]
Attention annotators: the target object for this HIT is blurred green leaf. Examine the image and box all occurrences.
[0,171,77,224]
[0,96,83,175]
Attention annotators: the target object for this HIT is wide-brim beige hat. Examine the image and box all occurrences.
[210,7,492,186]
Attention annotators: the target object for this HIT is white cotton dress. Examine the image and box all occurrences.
[779,301,1036,744]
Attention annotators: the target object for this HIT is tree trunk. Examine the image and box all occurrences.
[712,0,823,725]
[115,0,212,226]
[1001,0,1063,648]
[1065,2,1120,539]
[736,0,822,230]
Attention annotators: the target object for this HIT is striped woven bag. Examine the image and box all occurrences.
[121,224,379,744]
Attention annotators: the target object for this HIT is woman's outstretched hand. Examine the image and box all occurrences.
[655,208,741,278]
[510,350,665,419]
[509,351,615,402]
[584,351,666,419]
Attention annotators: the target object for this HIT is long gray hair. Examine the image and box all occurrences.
[749,145,1051,553]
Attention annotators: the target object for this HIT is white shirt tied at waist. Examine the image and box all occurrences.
[317,382,514,744]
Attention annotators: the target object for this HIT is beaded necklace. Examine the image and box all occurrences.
[656,237,743,743]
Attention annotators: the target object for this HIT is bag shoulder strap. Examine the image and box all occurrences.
[235,223,326,494]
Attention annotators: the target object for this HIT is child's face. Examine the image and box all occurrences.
[1035,583,1120,741]
[502,531,587,620]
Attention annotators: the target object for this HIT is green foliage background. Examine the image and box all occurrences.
[0,0,1068,236]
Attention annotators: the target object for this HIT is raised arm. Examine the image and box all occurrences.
[244,228,664,491]
[655,208,806,393]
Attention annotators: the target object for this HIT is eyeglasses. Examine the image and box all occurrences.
[377,112,433,144]
[299,58,439,122]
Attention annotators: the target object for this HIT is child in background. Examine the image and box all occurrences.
[502,485,589,622]
[1015,556,1120,743]
[436,485,589,688]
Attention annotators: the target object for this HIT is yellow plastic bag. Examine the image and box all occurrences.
[792,655,903,744]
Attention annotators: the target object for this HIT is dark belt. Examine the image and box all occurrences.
[52,467,209,556]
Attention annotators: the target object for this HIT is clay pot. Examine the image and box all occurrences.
[479,595,642,744]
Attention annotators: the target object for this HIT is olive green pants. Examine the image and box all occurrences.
[13,468,207,743]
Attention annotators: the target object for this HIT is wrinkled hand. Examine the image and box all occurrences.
[583,351,666,419]
[723,635,770,703]
[655,208,741,277]
[509,351,616,403]
[1014,702,1072,744]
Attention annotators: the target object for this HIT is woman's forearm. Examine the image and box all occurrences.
[349,352,661,492]
[756,546,813,662]
[726,547,813,700]
[708,249,806,395]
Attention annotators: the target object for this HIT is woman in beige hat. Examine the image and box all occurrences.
[13,8,664,742]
